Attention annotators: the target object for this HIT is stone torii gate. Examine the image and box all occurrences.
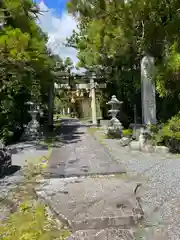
[55,76,106,124]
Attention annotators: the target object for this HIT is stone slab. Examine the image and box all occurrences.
[129,141,140,151]
[120,137,131,147]
[44,119,125,178]
[154,146,169,154]
[68,228,135,240]
[36,177,143,239]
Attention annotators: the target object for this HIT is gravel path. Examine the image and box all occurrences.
[103,138,180,239]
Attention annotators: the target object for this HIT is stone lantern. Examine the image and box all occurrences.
[22,101,40,141]
[106,95,123,138]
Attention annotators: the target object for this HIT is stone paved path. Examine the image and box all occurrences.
[36,176,143,239]
[44,119,125,178]
[36,119,145,239]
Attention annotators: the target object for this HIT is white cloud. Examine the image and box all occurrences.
[37,1,79,66]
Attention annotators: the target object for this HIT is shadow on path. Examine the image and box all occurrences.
[0,165,21,179]
[45,118,125,178]
[52,118,87,146]
[8,118,89,154]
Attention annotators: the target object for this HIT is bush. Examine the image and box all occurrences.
[160,112,180,141]
[154,112,180,152]
[168,112,180,133]
[122,129,133,137]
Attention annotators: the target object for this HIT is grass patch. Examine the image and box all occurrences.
[96,132,107,144]
[0,145,70,240]
[87,127,107,144]
[122,129,133,137]
[87,127,100,134]
[42,137,56,147]
[0,201,70,240]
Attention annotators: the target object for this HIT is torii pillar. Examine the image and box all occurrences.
[90,77,97,125]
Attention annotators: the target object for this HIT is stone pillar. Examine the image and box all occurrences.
[67,107,70,115]
[90,78,97,125]
[141,55,156,125]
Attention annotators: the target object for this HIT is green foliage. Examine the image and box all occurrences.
[168,112,180,133]
[156,42,180,97]
[0,0,46,142]
[0,201,70,240]
[153,113,180,149]
[0,0,72,143]
[67,0,180,121]
[122,129,133,137]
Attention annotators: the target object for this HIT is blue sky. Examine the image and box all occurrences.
[35,0,79,68]
[35,0,67,16]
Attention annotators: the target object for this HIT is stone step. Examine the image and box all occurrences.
[43,167,126,179]
[68,226,167,240]
[71,215,143,232]
[36,177,144,239]
[68,228,135,240]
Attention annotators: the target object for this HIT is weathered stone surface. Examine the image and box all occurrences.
[129,141,140,151]
[129,124,145,140]
[69,228,135,240]
[100,120,109,129]
[154,146,169,154]
[142,144,155,153]
[141,55,156,125]
[120,137,131,147]
[135,226,168,240]
[44,119,125,178]
[0,147,12,176]
[129,140,155,153]
[36,177,143,239]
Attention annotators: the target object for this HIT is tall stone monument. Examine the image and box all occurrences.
[141,55,156,125]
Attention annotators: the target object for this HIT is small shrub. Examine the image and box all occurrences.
[154,112,180,152]
[122,129,133,137]
[168,112,180,133]
[159,112,180,141]
[150,124,161,134]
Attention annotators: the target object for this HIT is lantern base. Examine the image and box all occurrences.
[21,111,40,141]
[107,117,123,138]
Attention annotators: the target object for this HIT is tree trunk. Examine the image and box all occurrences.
[48,82,54,128]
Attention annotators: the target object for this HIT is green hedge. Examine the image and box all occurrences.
[154,112,180,152]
